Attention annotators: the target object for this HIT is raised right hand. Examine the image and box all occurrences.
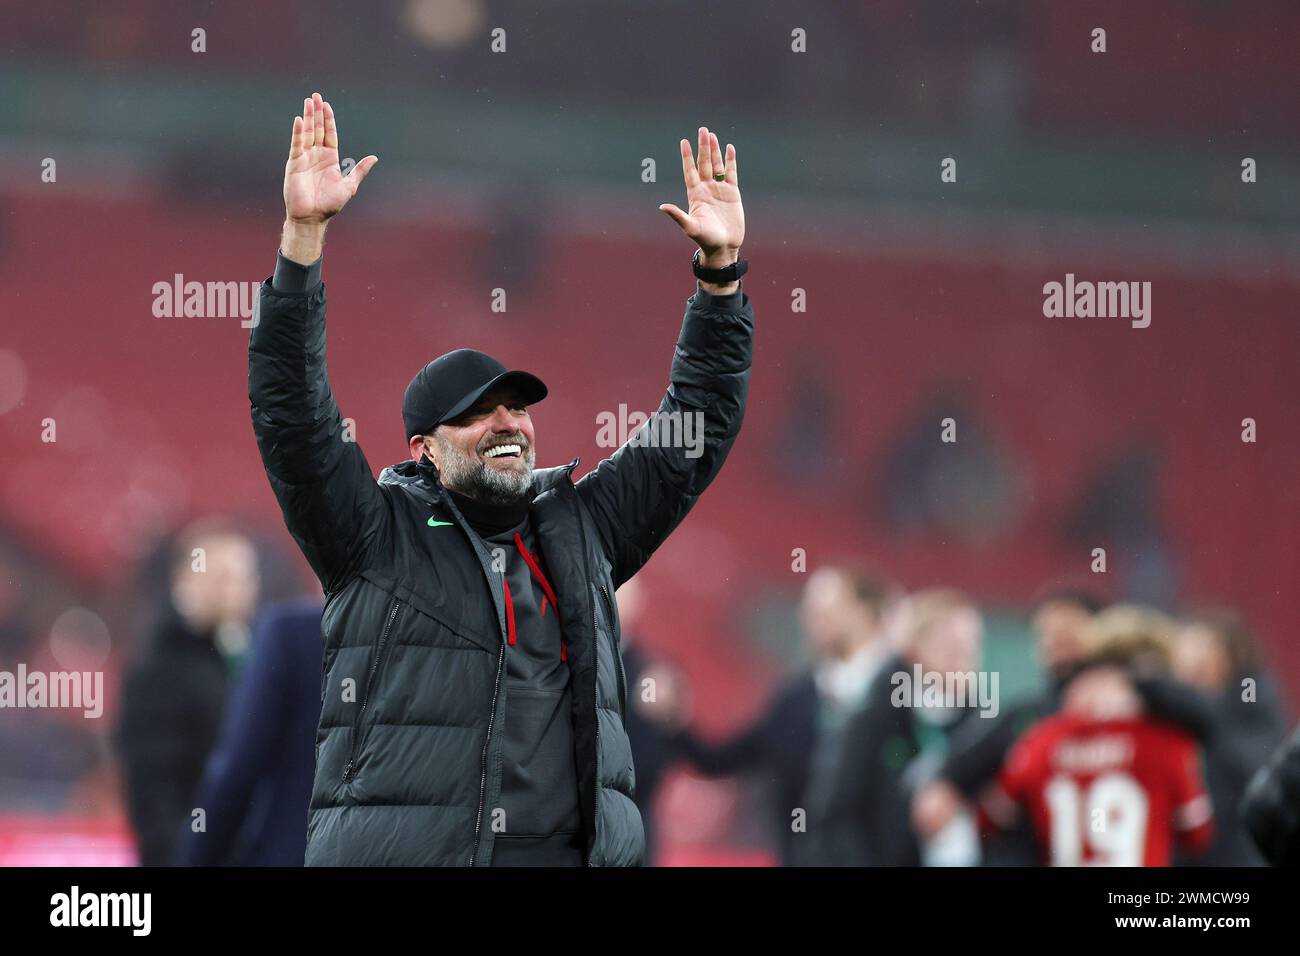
[283,92,378,224]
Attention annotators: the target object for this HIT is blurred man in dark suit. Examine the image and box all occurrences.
[174,598,324,866]
[651,565,900,865]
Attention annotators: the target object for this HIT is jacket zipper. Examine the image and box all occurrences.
[468,638,505,865]
[460,483,511,866]
[342,597,402,781]
[567,493,600,866]
[468,464,583,865]
[427,467,580,865]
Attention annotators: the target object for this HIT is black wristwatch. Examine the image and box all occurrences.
[693,248,748,285]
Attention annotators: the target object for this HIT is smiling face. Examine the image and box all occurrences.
[409,384,537,505]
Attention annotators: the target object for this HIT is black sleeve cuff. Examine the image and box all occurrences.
[272,250,322,293]
[691,280,745,311]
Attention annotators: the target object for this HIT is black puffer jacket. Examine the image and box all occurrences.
[248,272,753,865]
[1242,723,1300,867]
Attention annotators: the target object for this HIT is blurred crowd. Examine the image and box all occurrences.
[622,566,1298,867]
[86,515,1300,866]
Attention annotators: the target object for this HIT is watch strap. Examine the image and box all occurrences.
[692,248,749,283]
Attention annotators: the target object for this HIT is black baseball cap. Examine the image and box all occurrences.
[403,349,548,441]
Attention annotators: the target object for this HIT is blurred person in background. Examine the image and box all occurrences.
[981,606,1214,866]
[611,578,678,866]
[913,586,1101,865]
[912,585,1212,864]
[174,598,324,866]
[651,565,900,866]
[114,517,260,866]
[825,588,984,866]
[1170,608,1290,865]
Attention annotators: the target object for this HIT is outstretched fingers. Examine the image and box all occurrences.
[697,126,713,180]
[302,96,315,153]
[322,99,339,150]
[288,115,304,161]
[709,131,724,180]
[724,142,738,186]
[679,137,699,189]
[311,92,325,147]
[291,94,334,164]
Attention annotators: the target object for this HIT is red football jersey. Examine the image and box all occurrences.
[982,714,1213,866]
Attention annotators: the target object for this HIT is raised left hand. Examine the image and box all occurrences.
[659,126,745,264]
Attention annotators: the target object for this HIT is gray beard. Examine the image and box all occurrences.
[433,433,535,506]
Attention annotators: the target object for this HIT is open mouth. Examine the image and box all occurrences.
[483,443,523,461]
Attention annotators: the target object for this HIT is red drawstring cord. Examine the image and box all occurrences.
[513,534,559,610]
[509,533,565,661]
[502,576,517,646]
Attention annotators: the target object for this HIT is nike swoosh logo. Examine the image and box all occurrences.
[427,517,454,527]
